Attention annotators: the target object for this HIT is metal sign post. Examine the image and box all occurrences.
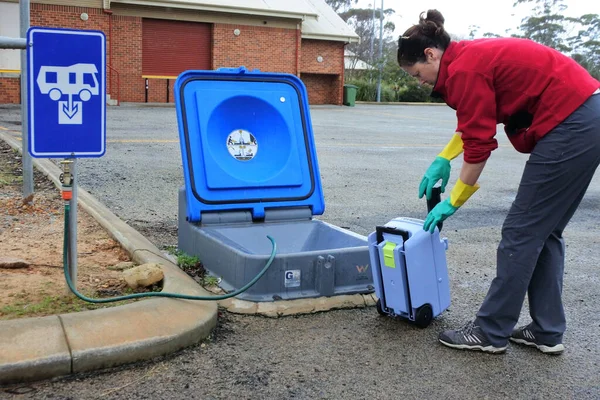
[0,0,33,199]
[20,0,34,199]
[59,158,78,294]
[69,159,78,291]
[27,27,106,292]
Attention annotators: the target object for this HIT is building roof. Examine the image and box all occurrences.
[110,0,319,19]
[108,0,359,42]
[301,0,359,43]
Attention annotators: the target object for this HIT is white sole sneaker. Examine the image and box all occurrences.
[510,337,565,354]
[439,339,507,354]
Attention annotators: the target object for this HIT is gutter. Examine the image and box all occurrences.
[108,0,318,20]
[301,33,360,44]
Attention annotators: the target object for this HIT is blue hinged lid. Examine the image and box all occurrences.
[175,66,325,222]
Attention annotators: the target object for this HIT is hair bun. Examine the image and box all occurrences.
[426,9,445,26]
[419,9,446,37]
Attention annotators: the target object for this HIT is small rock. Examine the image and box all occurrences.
[107,261,135,271]
[0,257,29,269]
[122,263,164,289]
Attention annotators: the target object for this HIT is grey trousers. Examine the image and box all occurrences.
[475,93,600,347]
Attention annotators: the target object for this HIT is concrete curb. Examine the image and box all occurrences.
[0,131,379,384]
[0,132,218,384]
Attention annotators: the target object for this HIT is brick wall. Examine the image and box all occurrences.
[0,4,111,104]
[0,76,20,103]
[110,15,143,103]
[0,7,346,105]
[145,77,176,103]
[31,4,108,31]
[0,4,143,104]
[299,39,345,105]
[301,73,340,105]
[32,6,142,103]
[212,24,298,74]
[300,39,344,74]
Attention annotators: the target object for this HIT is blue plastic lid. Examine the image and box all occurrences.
[175,66,325,222]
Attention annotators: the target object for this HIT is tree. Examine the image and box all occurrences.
[468,25,480,40]
[324,0,358,13]
[513,0,578,52]
[339,7,396,80]
[512,1,599,78]
[570,13,600,79]
[467,25,504,39]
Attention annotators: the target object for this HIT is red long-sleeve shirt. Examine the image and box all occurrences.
[432,38,600,163]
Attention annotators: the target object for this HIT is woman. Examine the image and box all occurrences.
[398,10,600,354]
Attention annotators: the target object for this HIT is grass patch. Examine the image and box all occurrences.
[0,285,161,320]
[204,275,220,286]
[164,246,220,287]
[1,292,112,320]
[164,244,178,255]
[0,172,22,187]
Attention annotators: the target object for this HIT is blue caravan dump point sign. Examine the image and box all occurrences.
[27,28,106,158]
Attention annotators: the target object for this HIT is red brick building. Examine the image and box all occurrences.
[0,0,358,105]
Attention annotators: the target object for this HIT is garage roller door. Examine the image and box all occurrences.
[142,18,212,77]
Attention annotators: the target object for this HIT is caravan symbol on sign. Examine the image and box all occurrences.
[36,63,100,125]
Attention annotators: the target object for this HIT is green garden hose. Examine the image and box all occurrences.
[63,203,277,303]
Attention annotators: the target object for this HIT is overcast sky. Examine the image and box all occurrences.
[355,0,600,39]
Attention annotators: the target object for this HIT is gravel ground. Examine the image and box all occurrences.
[1,103,599,399]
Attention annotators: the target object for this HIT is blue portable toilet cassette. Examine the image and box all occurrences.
[367,187,451,328]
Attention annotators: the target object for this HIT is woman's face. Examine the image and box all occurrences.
[402,47,443,86]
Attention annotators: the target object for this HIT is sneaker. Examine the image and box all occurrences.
[439,321,507,353]
[510,324,565,354]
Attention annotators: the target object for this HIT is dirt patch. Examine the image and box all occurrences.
[0,141,158,320]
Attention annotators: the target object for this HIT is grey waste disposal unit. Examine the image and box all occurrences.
[175,66,373,302]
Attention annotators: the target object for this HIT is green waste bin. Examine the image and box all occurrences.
[343,84,358,107]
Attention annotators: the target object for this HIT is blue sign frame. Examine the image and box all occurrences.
[27,27,106,158]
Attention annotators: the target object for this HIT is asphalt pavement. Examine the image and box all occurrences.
[0,103,599,399]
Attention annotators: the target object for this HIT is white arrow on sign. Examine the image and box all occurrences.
[36,63,99,125]
[62,94,79,119]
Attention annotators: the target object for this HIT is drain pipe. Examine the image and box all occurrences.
[103,9,113,98]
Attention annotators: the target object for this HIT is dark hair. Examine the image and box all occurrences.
[397,10,451,66]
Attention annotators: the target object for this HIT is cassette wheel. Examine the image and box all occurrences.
[414,304,433,328]
[376,299,387,316]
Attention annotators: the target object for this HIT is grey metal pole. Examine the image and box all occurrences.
[369,3,376,84]
[376,0,384,102]
[0,37,26,49]
[68,158,78,293]
[20,0,34,200]
[369,4,375,63]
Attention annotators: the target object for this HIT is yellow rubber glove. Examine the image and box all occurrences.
[423,178,479,233]
[419,133,464,200]
[438,133,464,161]
[449,178,480,207]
